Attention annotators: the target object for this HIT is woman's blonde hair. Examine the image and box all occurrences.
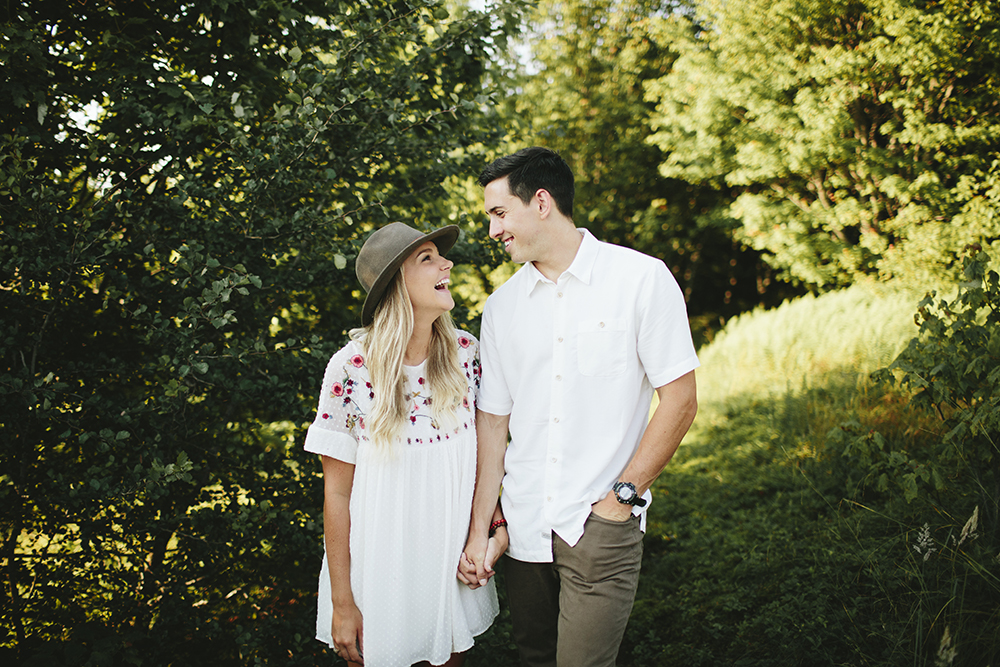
[350,269,466,451]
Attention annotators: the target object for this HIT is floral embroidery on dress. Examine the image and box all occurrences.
[333,354,367,432]
[327,335,478,447]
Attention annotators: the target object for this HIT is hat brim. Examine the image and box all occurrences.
[360,225,460,326]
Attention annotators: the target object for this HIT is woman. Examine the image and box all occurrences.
[303,223,507,666]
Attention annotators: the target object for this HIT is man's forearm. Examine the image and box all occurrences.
[620,371,698,495]
[471,409,509,535]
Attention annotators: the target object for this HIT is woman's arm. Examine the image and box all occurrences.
[322,455,365,664]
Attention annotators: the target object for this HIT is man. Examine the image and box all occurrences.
[458,147,699,667]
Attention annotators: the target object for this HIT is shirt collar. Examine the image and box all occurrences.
[525,228,598,295]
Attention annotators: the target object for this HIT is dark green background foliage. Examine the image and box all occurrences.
[1,0,521,662]
[4,0,1000,665]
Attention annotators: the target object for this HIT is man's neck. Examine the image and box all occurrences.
[532,225,583,282]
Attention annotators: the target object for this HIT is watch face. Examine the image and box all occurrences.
[616,483,635,501]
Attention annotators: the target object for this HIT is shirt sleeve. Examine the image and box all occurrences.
[638,260,700,389]
[303,344,361,464]
[476,299,513,416]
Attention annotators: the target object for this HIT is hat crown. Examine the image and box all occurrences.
[356,222,425,293]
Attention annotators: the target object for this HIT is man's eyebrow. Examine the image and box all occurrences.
[486,205,505,214]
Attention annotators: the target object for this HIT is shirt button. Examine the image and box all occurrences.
[557,292,563,298]
[555,375,561,381]
[547,496,553,502]
[557,337,563,343]
[551,457,557,463]
[553,417,559,423]
[599,321,605,328]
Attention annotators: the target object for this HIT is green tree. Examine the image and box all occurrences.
[0,0,522,662]
[501,0,798,342]
[646,0,1000,288]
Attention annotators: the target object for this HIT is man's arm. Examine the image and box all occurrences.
[591,371,698,521]
[458,409,509,587]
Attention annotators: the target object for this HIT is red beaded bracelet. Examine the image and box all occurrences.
[489,518,508,537]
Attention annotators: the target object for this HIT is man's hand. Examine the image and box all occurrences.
[458,526,507,590]
[458,531,491,589]
[590,491,634,522]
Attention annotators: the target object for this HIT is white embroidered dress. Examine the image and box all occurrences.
[303,331,498,667]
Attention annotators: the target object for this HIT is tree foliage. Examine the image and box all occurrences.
[0,0,522,662]
[498,0,799,342]
[646,0,1000,288]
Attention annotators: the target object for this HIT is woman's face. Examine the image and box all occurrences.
[402,240,455,320]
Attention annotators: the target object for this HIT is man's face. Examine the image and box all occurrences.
[483,176,542,264]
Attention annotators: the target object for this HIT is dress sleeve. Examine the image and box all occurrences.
[303,344,361,464]
[456,330,481,405]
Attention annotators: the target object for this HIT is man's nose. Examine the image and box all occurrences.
[488,217,502,239]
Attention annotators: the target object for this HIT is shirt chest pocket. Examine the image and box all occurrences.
[577,318,628,377]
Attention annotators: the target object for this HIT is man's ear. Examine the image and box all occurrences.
[534,188,553,219]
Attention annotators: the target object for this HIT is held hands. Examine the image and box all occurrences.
[331,602,364,664]
[457,529,507,590]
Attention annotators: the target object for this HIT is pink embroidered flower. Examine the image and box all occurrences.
[462,396,470,409]
[331,382,344,397]
[417,377,425,385]
[350,354,364,368]
[458,336,471,348]
[322,413,330,419]
[410,415,417,423]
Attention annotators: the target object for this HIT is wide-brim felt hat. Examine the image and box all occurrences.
[356,222,460,326]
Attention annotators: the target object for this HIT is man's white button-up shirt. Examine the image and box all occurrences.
[478,229,700,562]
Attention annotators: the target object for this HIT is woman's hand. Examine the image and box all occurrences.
[331,602,364,664]
[458,528,507,590]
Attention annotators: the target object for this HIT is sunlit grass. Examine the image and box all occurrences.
[695,282,921,406]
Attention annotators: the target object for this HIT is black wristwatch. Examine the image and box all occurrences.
[612,481,647,507]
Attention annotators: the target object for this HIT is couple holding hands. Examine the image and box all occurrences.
[303,148,700,667]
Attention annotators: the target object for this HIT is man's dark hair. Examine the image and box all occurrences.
[478,147,575,218]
